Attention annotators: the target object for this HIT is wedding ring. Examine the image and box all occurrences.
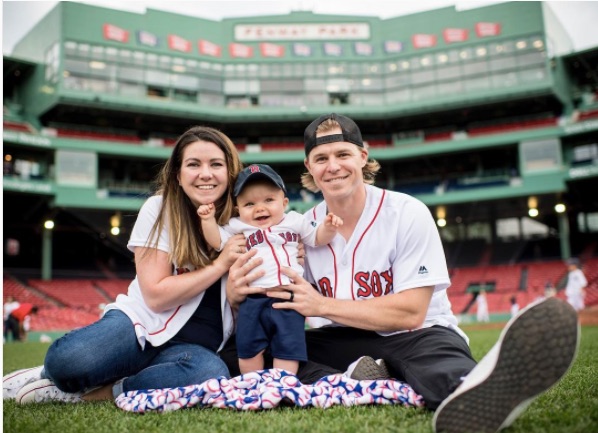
[289,291,294,302]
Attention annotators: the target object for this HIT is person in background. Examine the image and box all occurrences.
[226,113,580,433]
[3,296,20,342]
[510,295,520,317]
[544,280,557,298]
[5,303,38,342]
[198,163,342,376]
[3,126,247,404]
[475,290,490,323]
[565,258,587,312]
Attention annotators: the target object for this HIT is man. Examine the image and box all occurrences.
[565,258,587,312]
[4,296,20,342]
[6,303,38,342]
[228,113,579,433]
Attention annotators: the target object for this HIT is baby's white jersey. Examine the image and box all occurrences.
[303,184,467,342]
[220,211,319,288]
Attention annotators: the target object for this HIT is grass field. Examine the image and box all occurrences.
[3,326,598,433]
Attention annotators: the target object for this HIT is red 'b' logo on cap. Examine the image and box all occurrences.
[250,165,260,173]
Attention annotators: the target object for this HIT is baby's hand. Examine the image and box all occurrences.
[197,203,216,220]
[324,212,343,228]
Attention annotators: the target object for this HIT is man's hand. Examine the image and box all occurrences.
[226,248,267,311]
[267,266,325,317]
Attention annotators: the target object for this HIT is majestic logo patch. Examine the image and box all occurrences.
[418,265,428,275]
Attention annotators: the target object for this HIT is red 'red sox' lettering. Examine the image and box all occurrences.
[317,277,334,298]
[245,230,300,250]
[355,268,393,298]
[317,268,393,299]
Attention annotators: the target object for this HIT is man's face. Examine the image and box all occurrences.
[304,127,368,199]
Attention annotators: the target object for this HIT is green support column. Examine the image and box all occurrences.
[42,227,53,280]
[557,212,571,261]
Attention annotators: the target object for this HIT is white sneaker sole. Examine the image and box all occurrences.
[3,366,44,400]
[433,297,579,433]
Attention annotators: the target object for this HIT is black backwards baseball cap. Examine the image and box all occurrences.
[233,164,287,197]
[304,113,364,156]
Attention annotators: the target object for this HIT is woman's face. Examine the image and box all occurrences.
[177,140,229,208]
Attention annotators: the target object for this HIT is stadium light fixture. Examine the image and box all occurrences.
[44,220,55,230]
[437,218,447,227]
[528,196,538,217]
[555,203,566,213]
[110,226,120,236]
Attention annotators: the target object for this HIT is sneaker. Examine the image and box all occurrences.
[3,366,44,400]
[433,297,579,433]
[16,379,83,404]
[346,356,392,381]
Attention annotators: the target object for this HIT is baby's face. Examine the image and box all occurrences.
[236,181,289,229]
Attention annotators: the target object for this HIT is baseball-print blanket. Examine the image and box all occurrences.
[115,369,424,413]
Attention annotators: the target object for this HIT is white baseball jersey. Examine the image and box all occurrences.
[104,195,235,350]
[303,184,467,342]
[219,211,319,288]
[565,268,587,311]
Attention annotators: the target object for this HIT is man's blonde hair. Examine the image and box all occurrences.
[301,118,380,192]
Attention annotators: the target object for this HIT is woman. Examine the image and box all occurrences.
[3,126,246,403]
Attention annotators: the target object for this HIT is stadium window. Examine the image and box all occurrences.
[304,93,328,106]
[386,88,411,103]
[118,65,144,82]
[199,92,224,106]
[489,56,517,72]
[106,47,118,62]
[146,53,159,68]
[329,93,349,105]
[119,49,132,64]
[132,51,145,65]
[260,79,281,92]
[281,79,303,92]
[491,71,518,88]
[447,50,460,63]
[520,138,561,173]
[91,45,104,59]
[411,84,436,101]
[64,41,77,56]
[171,74,199,91]
[463,75,490,92]
[118,82,144,98]
[45,42,60,83]
[437,80,462,96]
[409,57,422,70]
[411,69,434,85]
[185,59,199,73]
[147,86,168,99]
[516,51,546,67]
[436,64,461,80]
[199,77,222,92]
[519,67,546,83]
[578,212,598,233]
[145,70,170,86]
[65,59,90,75]
[360,93,385,106]
[173,89,198,102]
[462,60,489,76]
[247,64,260,77]
[305,78,326,92]
[77,43,91,58]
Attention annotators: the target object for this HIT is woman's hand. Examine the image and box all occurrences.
[226,248,267,311]
[268,266,324,318]
[214,234,247,271]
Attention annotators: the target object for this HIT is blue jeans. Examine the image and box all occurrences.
[44,309,229,398]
